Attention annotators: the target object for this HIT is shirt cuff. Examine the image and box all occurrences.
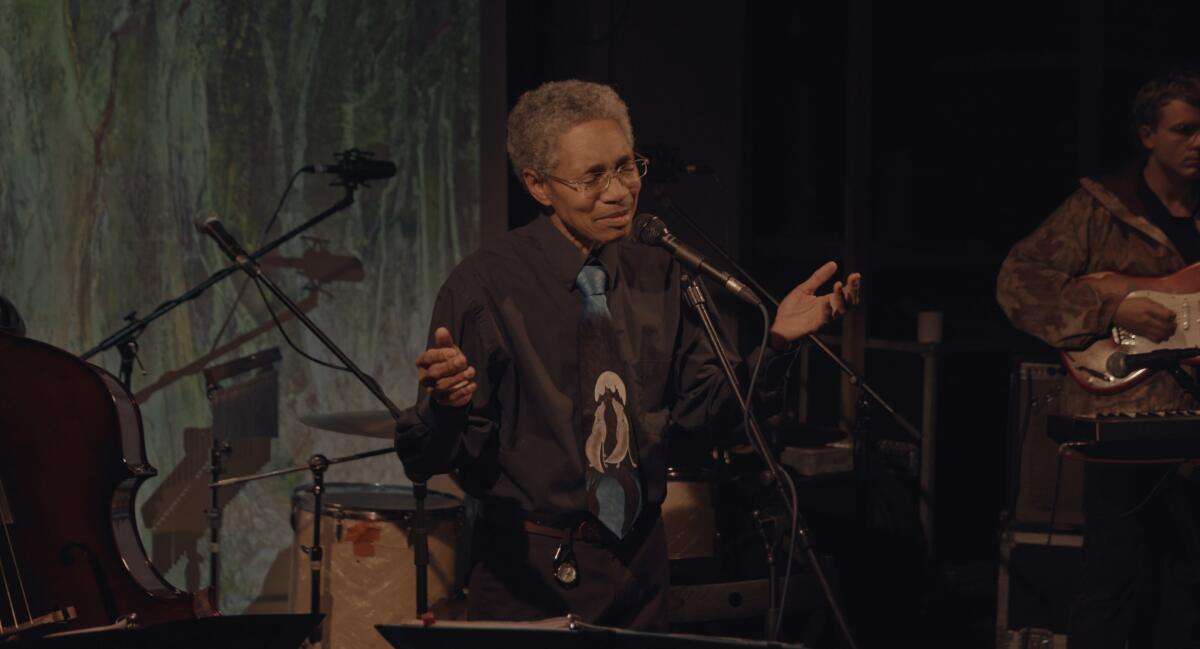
[417,394,471,433]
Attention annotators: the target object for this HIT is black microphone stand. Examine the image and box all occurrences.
[79,186,357,388]
[681,273,857,648]
[197,218,433,630]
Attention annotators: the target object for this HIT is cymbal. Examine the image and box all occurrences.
[300,410,396,439]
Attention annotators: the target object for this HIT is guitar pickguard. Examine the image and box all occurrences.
[1062,289,1200,394]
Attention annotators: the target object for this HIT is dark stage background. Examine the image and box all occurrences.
[505,0,1200,645]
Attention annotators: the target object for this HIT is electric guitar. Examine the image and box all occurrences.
[1062,263,1200,394]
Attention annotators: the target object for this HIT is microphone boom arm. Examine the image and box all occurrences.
[81,185,357,363]
[200,222,405,421]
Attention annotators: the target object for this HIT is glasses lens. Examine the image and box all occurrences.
[584,175,610,198]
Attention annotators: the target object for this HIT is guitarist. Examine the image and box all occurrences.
[998,70,1200,648]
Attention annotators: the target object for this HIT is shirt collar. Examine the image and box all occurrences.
[529,216,622,292]
[1137,170,1177,223]
[1137,168,1200,221]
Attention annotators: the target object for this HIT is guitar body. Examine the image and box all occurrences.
[1062,263,1200,394]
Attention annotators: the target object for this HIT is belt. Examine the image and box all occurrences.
[483,504,661,546]
[520,518,607,543]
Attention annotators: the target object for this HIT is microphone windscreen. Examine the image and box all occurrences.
[192,210,220,233]
[369,159,398,179]
[1105,352,1128,378]
[634,213,667,245]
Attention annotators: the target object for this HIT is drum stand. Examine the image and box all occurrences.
[212,446,394,642]
[680,273,857,649]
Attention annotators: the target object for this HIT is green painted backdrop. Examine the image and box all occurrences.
[0,0,479,613]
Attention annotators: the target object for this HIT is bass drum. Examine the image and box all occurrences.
[289,483,462,649]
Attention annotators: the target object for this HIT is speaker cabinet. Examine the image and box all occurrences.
[1007,362,1083,530]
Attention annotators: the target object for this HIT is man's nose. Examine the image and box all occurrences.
[599,175,633,201]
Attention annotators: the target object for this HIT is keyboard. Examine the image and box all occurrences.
[1047,411,1200,459]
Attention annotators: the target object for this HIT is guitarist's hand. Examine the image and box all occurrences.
[1113,296,1177,342]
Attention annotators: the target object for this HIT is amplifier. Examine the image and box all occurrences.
[1007,362,1082,529]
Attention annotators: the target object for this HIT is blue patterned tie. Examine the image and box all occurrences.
[577,264,611,322]
[575,260,642,538]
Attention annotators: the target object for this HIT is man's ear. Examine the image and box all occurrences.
[523,170,553,208]
[1137,123,1156,151]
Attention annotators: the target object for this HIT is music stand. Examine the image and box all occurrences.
[375,616,807,649]
[9,613,321,649]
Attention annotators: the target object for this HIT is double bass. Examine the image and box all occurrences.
[0,332,211,639]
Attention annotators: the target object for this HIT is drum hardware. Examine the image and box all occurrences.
[289,483,463,649]
[211,445,393,640]
[300,410,397,439]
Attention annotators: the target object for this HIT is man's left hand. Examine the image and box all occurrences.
[769,261,861,349]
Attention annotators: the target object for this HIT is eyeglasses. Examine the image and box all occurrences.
[544,156,650,198]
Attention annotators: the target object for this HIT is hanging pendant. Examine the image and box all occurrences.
[553,532,579,589]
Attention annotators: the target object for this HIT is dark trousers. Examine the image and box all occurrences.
[466,514,669,632]
[1069,463,1200,649]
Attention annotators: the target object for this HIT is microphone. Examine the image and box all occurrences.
[302,149,397,185]
[1105,347,1200,378]
[634,213,761,306]
[193,212,256,270]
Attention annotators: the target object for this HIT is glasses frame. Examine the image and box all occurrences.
[542,155,650,198]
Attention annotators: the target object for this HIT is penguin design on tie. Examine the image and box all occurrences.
[585,370,636,472]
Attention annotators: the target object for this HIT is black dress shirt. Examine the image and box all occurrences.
[409,216,773,518]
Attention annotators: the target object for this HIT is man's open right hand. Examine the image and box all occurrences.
[1113,296,1177,343]
[416,327,477,407]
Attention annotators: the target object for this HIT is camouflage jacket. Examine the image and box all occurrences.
[997,163,1195,415]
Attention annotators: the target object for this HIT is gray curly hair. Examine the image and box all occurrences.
[506,80,635,179]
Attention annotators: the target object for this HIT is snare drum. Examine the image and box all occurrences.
[290,483,462,649]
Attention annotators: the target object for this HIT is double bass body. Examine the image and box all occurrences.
[0,332,206,636]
